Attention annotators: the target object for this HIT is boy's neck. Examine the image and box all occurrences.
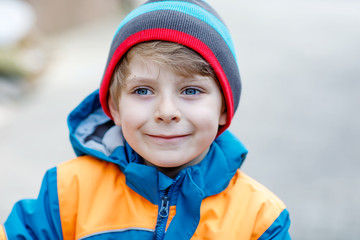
[143,148,209,179]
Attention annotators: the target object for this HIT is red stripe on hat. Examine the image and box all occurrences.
[100,29,234,134]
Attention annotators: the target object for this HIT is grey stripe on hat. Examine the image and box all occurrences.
[145,0,225,23]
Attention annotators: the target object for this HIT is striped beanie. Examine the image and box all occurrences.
[99,0,241,135]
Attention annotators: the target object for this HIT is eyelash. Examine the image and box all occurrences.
[181,87,202,95]
[133,87,153,95]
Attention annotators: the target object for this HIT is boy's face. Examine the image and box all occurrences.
[109,55,227,172]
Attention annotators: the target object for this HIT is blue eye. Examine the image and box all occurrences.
[183,88,200,95]
[135,88,152,95]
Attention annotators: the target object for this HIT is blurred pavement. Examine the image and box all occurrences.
[1,0,359,239]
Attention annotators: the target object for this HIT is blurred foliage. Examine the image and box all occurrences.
[0,39,45,80]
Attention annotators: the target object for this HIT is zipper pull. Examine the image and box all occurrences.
[159,196,170,218]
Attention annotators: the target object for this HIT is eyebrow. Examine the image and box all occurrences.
[125,76,157,85]
[178,76,214,86]
[125,75,213,85]
[183,76,212,82]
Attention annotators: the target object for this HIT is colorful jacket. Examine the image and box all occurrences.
[1,90,291,239]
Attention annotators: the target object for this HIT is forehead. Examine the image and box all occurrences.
[125,55,217,84]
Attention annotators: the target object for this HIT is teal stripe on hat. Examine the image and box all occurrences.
[113,1,238,63]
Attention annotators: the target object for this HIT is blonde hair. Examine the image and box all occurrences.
[109,41,217,110]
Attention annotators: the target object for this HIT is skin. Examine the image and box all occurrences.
[109,55,227,178]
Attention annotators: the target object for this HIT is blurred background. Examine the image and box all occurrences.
[0,0,359,239]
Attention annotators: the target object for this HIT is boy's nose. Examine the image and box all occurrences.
[154,96,181,123]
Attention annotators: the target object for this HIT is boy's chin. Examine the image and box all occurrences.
[141,148,209,177]
[143,158,188,169]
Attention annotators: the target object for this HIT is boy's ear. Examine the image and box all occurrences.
[219,105,227,126]
[108,96,122,126]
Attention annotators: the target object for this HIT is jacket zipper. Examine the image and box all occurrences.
[153,186,173,240]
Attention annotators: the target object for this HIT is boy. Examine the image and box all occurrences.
[1,0,291,239]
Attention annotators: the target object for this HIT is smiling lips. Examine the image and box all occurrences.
[146,134,190,144]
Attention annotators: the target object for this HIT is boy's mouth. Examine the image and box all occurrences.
[145,134,191,144]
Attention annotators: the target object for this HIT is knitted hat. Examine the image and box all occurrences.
[99,0,241,135]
